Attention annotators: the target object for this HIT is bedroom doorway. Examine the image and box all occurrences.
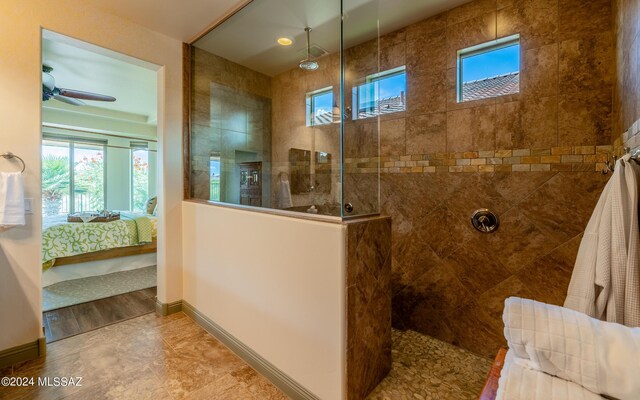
[40,31,160,342]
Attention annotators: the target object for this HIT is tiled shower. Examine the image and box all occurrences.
[186,0,616,363]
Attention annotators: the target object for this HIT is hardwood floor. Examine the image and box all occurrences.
[43,287,156,343]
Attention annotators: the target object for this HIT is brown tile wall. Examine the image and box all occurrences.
[190,48,272,200]
[613,0,640,139]
[271,54,342,209]
[342,0,614,358]
[382,171,607,358]
[339,0,614,158]
[335,0,614,218]
[345,216,392,399]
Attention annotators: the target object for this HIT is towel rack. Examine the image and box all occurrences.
[0,152,26,173]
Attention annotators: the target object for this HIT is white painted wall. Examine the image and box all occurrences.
[182,201,346,400]
[42,105,157,138]
[0,0,183,352]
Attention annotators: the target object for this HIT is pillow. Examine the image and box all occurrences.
[144,196,157,215]
[153,204,158,216]
[503,297,640,400]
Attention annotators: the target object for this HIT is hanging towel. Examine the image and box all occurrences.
[564,154,640,327]
[276,174,293,209]
[0,172,25,227]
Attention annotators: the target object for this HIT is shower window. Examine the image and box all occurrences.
[352,66,406,120]
[306,87,334,126]
[457,35,520,102]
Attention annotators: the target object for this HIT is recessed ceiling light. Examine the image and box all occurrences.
[277,37,293,46]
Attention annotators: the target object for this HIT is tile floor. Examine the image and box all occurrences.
[1,312,286,400]
[0,313,491,400]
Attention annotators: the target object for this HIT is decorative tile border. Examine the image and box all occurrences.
[344,145,615,174]
[616,118,640,154]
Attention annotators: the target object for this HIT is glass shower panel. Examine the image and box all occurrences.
[341,0,382,217]
[188,0,381,218]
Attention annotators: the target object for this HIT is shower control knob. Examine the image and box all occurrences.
[471,209,499,233]
[344,203,354,213]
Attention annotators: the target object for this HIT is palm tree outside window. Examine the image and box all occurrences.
[42,136,106,216]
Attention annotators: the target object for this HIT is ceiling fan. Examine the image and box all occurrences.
[42,64,116,106]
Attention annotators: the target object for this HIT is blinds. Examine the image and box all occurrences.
[130,141,149,150]
[42,133,155,152]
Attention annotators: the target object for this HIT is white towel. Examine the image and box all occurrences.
[496,349,605,400]
[0,172,25,227]
[565,154,640,327]
[276,177,293,209]
[502,297,640,400]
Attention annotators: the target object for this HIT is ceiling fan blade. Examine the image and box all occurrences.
[53,95,86,106]
[57,88,116,102]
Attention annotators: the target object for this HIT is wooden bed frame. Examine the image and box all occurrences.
[53,238,157,266]
[478,348,507,400]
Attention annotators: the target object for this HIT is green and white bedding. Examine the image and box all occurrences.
[42,212,157,270]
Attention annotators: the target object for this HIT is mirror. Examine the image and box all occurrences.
[288,148,332,194]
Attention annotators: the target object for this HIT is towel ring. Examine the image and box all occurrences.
[1,152,26,173]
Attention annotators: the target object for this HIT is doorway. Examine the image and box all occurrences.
[40,30,160,342]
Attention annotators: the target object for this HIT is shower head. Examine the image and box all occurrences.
[299,27,318,71]
[299,59,319,71]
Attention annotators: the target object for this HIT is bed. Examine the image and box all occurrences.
[42,212,157,270]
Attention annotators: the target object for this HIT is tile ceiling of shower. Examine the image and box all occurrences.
[194,0,473,77]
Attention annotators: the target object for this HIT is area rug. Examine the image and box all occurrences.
[42,265,157,311]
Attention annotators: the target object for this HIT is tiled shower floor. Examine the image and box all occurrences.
[368,329,493,399]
